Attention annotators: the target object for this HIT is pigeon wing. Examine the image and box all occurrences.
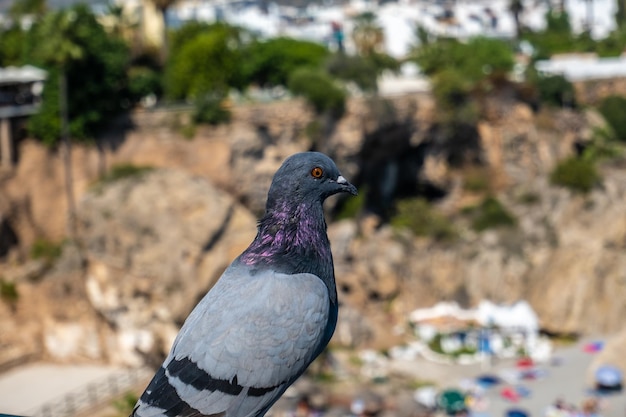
[133,265,331,417]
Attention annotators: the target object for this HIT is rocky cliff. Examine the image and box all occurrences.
[1,93,625,368]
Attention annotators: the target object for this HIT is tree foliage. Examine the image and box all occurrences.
[325,54,379,92]
[414,37,515,84]
[165,23,246,100]
[23,5,130,145]
[325,52,399,93]
[288,68,346,118]
[550,157,600,193]
[598,95,626,142]
[351,12,385,56]
[9,0,46,18]
[523,8,626,58]
[533,74,576,108]
[0,26,29,66]
[413,36,513,123]
[241,37,329,88]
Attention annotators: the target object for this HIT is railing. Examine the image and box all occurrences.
[25,367,153,417]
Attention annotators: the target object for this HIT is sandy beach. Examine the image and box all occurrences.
[392,337,625,417]
[472,339,626,417]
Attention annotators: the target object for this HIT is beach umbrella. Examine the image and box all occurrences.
[475,374,501,388]
[595,365,623,390]
[505,408,529,417]
[414,386,438,409]
[500,386,520,402]
[516,357,534,368]
[519,367,547,380]
[514,385,531,398]
[583,341,604,353]
[437,389,466,415]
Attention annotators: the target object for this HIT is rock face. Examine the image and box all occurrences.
[328,169,626,345]
[2,94,626,366]
[0,169,256,367]
[79,169,257,365]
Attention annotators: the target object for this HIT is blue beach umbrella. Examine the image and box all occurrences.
[475,374,502,388]
[595,365,623,390]
[505,408,529,417]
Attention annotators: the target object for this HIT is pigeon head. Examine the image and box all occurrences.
[266,152,357,210]
[239,152,356,282]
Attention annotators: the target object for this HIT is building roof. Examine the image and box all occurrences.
[535,53,626,82]
[0,65,47,86]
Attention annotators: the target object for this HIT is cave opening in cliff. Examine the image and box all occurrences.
[0,218,19,259]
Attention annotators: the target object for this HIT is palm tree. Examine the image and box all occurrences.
[352,12,385,57]
[105,3,142,56]
[9,0,46,18]
[509,0,524,38]
[617,0,626,27]
[149,0,178,63]
[34,10,84,240]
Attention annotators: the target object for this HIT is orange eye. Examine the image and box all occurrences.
[311,167,323,178]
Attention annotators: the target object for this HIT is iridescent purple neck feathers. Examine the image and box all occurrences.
[240,200,332,273]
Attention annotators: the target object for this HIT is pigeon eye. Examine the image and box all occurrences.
[311,167,324,178]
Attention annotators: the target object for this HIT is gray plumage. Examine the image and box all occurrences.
[131,152,357,417]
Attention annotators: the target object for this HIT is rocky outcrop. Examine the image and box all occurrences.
[0,169,257,367]
[79,169,257,365]
[2,93,626,367]
[328,167,626,344]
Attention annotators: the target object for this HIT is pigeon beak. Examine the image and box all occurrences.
[337,175,358,196]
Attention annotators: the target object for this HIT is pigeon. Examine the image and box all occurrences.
[131,152,357,417]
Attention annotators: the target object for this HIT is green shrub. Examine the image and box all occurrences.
[193,92,231,126]
[325,53,378,92]
[325,52,399,93]
[462,167,491,193]
[112,392,139,417]
[30,238,63,262]
[468,196,517,231]
[99,164,154,184]
[432,68,473,111]
[288,68,346,118]
[517,191,541,205]
[550,157,600,193]
[391,198,457,241]
[127,65,162,103]
[534,74,576,107]
[414,37,515,85]
[0,279,18,303]
[581,126,623,162]
[427,333,477,358]
[598,95,626,142]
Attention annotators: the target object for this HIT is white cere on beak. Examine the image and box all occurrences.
[337,175,348,184]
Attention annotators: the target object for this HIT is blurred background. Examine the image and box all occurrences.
[1,0,626,416]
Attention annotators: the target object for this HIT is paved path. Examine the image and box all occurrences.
[0,363,120,415]
[0,363,150,417]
